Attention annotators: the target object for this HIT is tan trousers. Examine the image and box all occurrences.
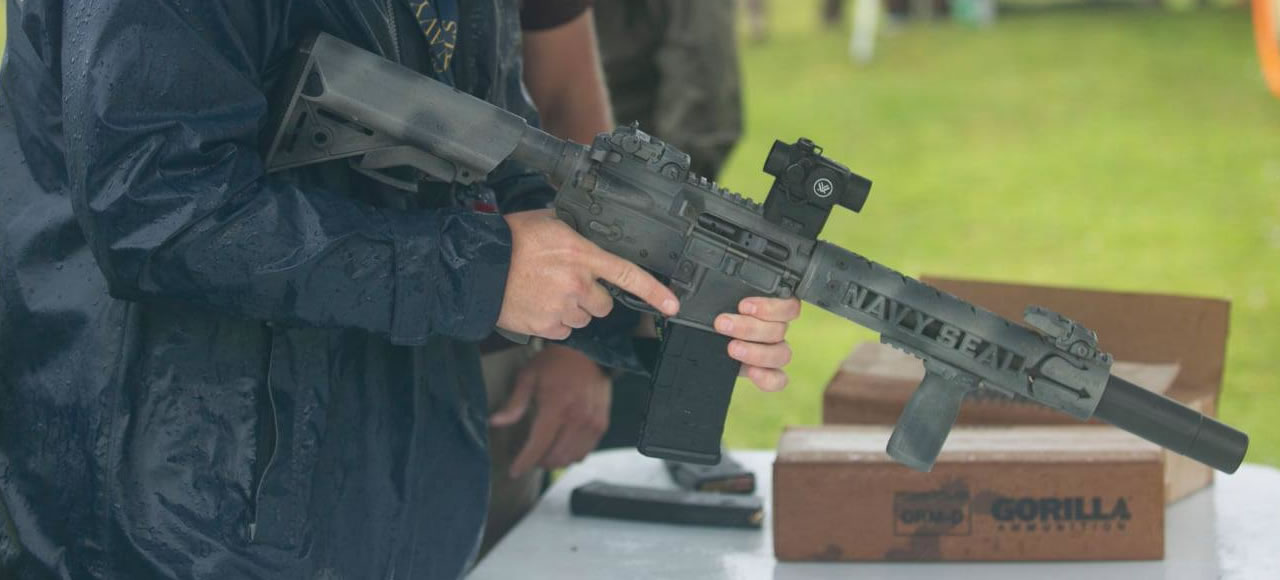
[478,343,544,556]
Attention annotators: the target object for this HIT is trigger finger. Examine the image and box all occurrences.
[583,283,614,318]
[594,252,679,317]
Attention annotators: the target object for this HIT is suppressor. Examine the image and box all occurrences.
[1093,374,1248,474]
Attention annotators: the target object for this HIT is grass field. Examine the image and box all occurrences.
[2,4,1276,466]
[720,4,1280,467]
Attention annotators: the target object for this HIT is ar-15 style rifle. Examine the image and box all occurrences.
[264,33,1248,473]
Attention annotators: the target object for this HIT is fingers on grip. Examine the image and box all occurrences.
[739,297,802,322]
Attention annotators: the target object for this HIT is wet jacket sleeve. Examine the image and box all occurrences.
[61,1,510,345]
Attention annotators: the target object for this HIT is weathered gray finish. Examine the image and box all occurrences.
[264,32,533,185]
[265,33,1248,474]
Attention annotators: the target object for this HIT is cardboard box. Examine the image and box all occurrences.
[773,425,1165,562]
[822,276,1229,503]
[825,344,1184,425]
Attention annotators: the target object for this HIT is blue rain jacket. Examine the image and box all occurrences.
[0,1,638,578]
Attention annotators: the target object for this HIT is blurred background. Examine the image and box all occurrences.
[717,0,1279,466]
[2,1,1275,466]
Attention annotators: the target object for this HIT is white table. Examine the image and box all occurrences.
[470,449,1280,579]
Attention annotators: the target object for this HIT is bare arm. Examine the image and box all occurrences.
[497,7,618,474]
[522,8,614,144]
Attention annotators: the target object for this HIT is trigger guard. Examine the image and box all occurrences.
[603,281,661,317]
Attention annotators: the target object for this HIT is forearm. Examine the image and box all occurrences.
[77,177,512,344]
[522,8,614,144]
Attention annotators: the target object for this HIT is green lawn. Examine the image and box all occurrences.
[2,4,1276,466]
[720,3,1280,467]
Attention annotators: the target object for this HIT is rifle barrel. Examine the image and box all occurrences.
[1093,374,1248,473]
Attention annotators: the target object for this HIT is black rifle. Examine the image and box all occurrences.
[263,33,1249,473]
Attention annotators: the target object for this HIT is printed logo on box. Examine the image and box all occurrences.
[894,487,1134,537]
[893,489,972,536]
[990,496,1132,533]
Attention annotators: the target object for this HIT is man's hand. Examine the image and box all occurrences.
[490,344,611,477]
[716,297,802,392]
[498,209,679,340]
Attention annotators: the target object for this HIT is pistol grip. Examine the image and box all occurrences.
[886,370,975,472]
[638,324,738,466]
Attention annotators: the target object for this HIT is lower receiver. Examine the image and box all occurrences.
[262,32,1250,475]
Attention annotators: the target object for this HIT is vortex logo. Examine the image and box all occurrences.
[813,177,834,198]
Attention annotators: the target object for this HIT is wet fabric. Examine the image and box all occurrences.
[0,0,633,578]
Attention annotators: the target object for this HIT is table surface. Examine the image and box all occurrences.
[470,449,1280,579]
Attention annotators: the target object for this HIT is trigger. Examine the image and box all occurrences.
[602,281,661,316]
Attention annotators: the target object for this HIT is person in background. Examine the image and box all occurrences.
[824,0,845,27]
[477,0,619,555]
[591,0,746,450]
[739,0,855,44]
[594,0,743,180]
[744,0,769,43]
[477,1,756,553]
